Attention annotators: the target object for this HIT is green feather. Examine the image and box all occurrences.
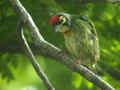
[63,15,100,69]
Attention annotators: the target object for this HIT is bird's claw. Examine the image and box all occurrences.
[72,59,82,68]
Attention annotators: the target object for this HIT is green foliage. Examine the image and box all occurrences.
[0,0,120,90]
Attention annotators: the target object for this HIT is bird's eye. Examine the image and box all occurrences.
[59,16,67,24]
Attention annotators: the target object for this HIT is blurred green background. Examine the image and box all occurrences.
[0,0,120,90]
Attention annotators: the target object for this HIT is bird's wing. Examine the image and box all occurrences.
[79,15,100,61]
[71,15,100,61]
[87,19,100,61]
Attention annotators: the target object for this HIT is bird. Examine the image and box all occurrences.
[50,13,100,70]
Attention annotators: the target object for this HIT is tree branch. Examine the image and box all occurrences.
[79,0,120,4]
[9,0,115,90]
[16,21,55,90]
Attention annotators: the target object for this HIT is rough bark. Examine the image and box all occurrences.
[16,21,55,90]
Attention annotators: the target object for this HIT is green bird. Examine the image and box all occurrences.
[50,13,100,70]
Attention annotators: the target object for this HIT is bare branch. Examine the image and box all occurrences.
[79,0,120,4]
[9,0,115,90]
[16,21,55,90]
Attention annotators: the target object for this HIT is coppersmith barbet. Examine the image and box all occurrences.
[50,13,100,70]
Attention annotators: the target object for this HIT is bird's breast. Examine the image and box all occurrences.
[64,29,94,61]
[64,31,84,58]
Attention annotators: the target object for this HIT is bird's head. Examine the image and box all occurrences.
[50,13,71,33]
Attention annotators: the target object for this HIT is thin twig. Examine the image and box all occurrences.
[16,21,55,90]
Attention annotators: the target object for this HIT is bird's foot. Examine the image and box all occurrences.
[72,59,84,68]
[95,55,100,60]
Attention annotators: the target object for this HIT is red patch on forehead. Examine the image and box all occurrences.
[50,16,59,26]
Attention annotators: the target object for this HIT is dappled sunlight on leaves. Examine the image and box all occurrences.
[72,72,82,88]
[117,19,120,24]
[101,48,110,55]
